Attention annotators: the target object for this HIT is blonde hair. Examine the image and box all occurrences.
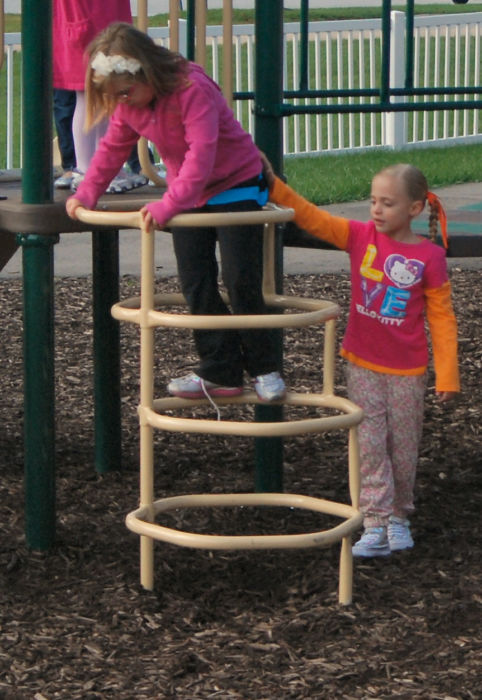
[84,22,189,128]
[377,163,440,242]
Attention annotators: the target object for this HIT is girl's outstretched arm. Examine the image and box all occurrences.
[269,176,351,250]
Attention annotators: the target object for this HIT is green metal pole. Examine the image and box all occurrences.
[254,0,284,492]
[299,0,309,91]
[405,0,415,89]
[22,0,52,201]
[20,0,56,549]
[254,0,284,174]
[186,0,196,61]
[92,230,122,474]
[380,0,392,105]
[18,233,58,549]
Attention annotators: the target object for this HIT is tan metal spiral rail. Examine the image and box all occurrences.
[75,204,363,605]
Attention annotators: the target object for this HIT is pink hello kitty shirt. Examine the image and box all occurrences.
[270,177,459,392]
[341,219,447,372]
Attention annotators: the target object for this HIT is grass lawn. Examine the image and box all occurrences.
[147,4,482,26]
[283,143,482,204]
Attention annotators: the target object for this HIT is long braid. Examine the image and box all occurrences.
[427,191,449,249]
[427,199,439,243]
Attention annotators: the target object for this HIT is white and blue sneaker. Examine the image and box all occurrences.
[70,169,85,193]
[106,170,148,194]
[388,516,414,551]
[254,371,286,402]
[54,170,74,189]
[352,526,391,557]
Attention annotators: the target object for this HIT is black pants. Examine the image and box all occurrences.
[171,199,279,386]
[53,89,76,171]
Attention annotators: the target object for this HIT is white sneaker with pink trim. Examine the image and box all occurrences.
[167,372,243,399]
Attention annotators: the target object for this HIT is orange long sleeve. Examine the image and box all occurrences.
[271,176,350,250]
[425,281,460,392]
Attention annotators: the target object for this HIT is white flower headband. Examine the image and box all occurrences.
[91,52,141,77]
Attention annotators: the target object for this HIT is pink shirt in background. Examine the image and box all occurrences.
[53,0,132,90]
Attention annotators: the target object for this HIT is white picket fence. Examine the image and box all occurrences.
[1,11,481,168]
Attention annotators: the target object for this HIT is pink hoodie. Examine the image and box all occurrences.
[72,64,262,227]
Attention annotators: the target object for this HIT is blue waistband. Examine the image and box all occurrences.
[207,176,268,206]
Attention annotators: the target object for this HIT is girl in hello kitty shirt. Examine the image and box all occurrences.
[263,160,459,557]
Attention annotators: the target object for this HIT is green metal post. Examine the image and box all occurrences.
[22,0,52,203]
[380,0,392,105]
[254,0,284,174]
[405,0,415,89]
[92,230,122,473]
[18,233,58,549]
[20,0,56,549]
[186,0,196,61]
[299,0,309,91]
[254,0,284,492]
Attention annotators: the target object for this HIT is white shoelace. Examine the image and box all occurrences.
[200,378,222,421]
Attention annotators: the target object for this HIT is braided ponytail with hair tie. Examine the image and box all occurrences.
[426,191,449,250]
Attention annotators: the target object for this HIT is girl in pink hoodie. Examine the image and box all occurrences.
[67,22,286,403]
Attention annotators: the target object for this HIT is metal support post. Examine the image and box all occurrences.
[380,0,392,106]
[186,0,196,61]
[21,0,55,548]
[254,0,285,491]
[92,230,122,473]
[18,233,58,549]
[405,0,415,89]
[299,0,309,91]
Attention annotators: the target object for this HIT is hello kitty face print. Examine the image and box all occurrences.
[357,243,427,324]
[384,254,424,288]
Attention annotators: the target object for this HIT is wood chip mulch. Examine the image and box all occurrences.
[0,267,480,699]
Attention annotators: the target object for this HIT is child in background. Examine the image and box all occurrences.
[264,160,459,556]
[52,86,146,190]
[66,22,286,403]
[53,0,147,193]
[53,88,77,189]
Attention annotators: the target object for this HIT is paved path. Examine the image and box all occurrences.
[1,181,480,279]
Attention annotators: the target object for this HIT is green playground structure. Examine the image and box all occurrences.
[0,0,480,559]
